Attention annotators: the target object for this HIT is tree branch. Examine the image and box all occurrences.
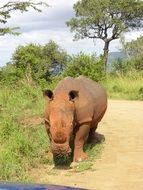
[0,1,48,22]
[0,27,20,36]
[0,1,48,36]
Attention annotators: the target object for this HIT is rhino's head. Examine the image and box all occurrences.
[43,89,78,156]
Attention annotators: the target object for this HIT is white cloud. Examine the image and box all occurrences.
[0,0,143,66]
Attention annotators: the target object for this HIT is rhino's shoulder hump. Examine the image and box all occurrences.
[76,75,86,80]
[76,75,98,86]
[55,76,77,93]
[61,76,76,84]
[57,77,74,86]
[63,76,74,80]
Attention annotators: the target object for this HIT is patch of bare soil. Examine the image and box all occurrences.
[21,116,43,128]
[29,100,143,190]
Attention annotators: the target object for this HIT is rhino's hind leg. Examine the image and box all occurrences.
[87,124,99,144]
[73,124,90,162]
[87,124,105,144]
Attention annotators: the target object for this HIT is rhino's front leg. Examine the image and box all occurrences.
[73,124,90,162]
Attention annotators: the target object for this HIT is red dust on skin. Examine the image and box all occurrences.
[49,109,74,155]
[44,95,75,156]
[43,76,107,162]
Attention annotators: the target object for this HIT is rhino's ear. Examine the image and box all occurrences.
[43,89,53,100]
[69,90,79,101]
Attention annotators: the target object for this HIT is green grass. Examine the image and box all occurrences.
[0,83,51,181]
[103,71,143,100]
[74,162,93,172]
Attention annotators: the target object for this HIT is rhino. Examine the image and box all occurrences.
[43,76,107,162]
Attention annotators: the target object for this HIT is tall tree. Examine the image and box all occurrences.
[67,0,143,71]
[0,1,48,36]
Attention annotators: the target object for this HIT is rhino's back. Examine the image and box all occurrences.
[76,76,106,101]
[54,76,106,97]
[75,76,107,123]
[54,76,77,94]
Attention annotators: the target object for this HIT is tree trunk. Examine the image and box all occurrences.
[103,40,110,72]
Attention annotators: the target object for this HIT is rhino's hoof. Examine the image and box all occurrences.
[73,152,88,162]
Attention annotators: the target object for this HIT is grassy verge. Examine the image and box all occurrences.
[0,83,50,181]
[103,71,143,100]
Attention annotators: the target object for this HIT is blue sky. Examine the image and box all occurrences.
[0,0,142,67]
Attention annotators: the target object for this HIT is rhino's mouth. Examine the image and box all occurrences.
[51,142,71,156]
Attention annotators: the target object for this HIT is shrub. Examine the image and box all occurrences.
[62,53,105,82]
[111,58,136,75]
[0,84,49,181]
[0,64,21,85]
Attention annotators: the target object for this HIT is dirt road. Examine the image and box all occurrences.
[30,100,143,190]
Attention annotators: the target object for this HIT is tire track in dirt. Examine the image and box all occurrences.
[29,100,143,190]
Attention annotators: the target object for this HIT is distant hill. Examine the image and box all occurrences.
[108,51,127,64]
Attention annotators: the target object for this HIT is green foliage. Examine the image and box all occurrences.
[42,40,70,74]
[123,36,143,71]
[124,36,143,57]
[62,53,105,82]
[67,0,143,40]
[0,1,48,36]
[103,71,143,100]
[1,42,105,86]
[12,43,49,82]
[67,0,143,68]
[0,83,49,181]
[111,59,134,74]
[112,36,143,74]
[0,64,21,85]
[10,41,69,84]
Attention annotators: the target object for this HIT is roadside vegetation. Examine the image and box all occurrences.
[0,84,48,181]
[0,0,143,183]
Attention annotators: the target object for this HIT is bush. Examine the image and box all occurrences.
[62,53,105,82]
[111,58,136,75]
[123,36,143,71]
[0,83,49,181]
[11,41,70,84]
[0,64,21,85]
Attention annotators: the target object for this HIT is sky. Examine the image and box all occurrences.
[0,0,143,67]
